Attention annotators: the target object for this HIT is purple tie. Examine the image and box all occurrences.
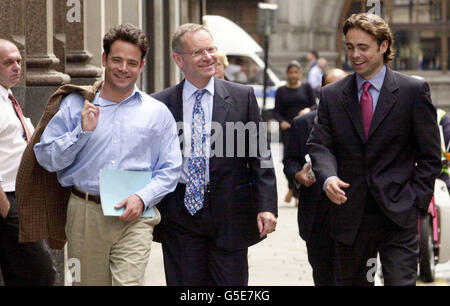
[361,82,373,140]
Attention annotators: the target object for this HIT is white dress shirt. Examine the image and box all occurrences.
[180,77,215,184]
[0,85,35,192]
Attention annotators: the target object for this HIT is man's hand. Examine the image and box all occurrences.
[0,191,10,219]
[81,99,100,131]
[295,163,316,187]
[280,121,291,131]
[325,177,350,205]
[115,194,144,222]
[257,211,277,238]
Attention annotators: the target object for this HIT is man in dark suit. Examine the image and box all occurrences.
[307,13,441,286]
[151,23,278,286]
[284,69,347,286]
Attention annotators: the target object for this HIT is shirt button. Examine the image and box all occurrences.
[111,160,116,165]
[113,140,118,144]
[115,121,119,125]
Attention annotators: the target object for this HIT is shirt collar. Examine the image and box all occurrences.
[183,77,215,102]
[356,65,386,92]
[0,85,12,101]
[93,85,141,107]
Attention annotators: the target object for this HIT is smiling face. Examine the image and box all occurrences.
[173,29,217,88]
[0,41,22,90]
[102,39,144,98]
[345,28,388,80]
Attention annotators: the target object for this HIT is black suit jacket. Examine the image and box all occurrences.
[283,110,331,243]
[151,77,278,251]
[307,68,441,245]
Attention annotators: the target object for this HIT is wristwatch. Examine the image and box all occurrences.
[0,176,3,183]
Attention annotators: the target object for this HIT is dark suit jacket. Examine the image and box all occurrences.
[307,68,441,245]
[151,77,278,251]
[283,110,331,243]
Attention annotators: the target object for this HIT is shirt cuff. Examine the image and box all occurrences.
[72,125,92,146]
[323,176,338,192]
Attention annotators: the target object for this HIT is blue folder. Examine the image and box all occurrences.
[99,169,155,218]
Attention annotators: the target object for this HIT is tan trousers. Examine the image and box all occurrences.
[65,193,161,286]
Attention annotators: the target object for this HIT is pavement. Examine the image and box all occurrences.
[144,140,450,286]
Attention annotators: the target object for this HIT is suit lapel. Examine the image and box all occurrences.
[165,80,185,124]
[368,68,399,139]
[212,78,232,127]
[341,74,366,143]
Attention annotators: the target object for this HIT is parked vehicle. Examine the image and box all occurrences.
[203,15,284,119]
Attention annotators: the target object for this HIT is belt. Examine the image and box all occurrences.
[71,187,101,204]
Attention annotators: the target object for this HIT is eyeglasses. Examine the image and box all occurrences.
[176,46,218,58]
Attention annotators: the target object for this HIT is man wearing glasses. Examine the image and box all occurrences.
[152,23,278,286]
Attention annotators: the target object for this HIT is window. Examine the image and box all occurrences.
[394,29,442,70]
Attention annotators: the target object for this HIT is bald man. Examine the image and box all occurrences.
[0,39,55,286]
[324,68,348,86]
[283,69,347,285]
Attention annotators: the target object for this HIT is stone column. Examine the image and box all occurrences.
[25,0,70,87]
[152,0,166,93]
[25,0,71,124]
[85,0,105,68]
[169,0,181,86]
[65,0,102,85]
[104,0,122,33]
[53,0,67,74]
[121,0,144,89]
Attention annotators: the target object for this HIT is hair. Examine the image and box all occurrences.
[215,52,229,67]
[0,38,18,50]
[171,23,213,53]
[103,23,148,60]
[286,60,302,73]
[343,13,396,64]
[309,50,319,59]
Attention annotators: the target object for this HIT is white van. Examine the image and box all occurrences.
[203,15,284,118]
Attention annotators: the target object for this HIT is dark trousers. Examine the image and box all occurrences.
[0,192,55,286]
[305,214,335,286]
[160,185,249,286]
[334,206,419,286]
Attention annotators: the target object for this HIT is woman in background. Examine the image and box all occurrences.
[275,60,316,203]
[214,52,229,80]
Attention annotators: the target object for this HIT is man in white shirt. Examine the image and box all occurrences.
[306,50,322,98]
[0,39,55,286]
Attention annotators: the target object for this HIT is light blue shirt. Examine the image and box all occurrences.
[34,86,182,209]
[180,77,215,184]
[323,65,387,191]
[356,64,386,112]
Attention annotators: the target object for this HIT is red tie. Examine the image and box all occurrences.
[9,93,32,142]
[360,82,373,140]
